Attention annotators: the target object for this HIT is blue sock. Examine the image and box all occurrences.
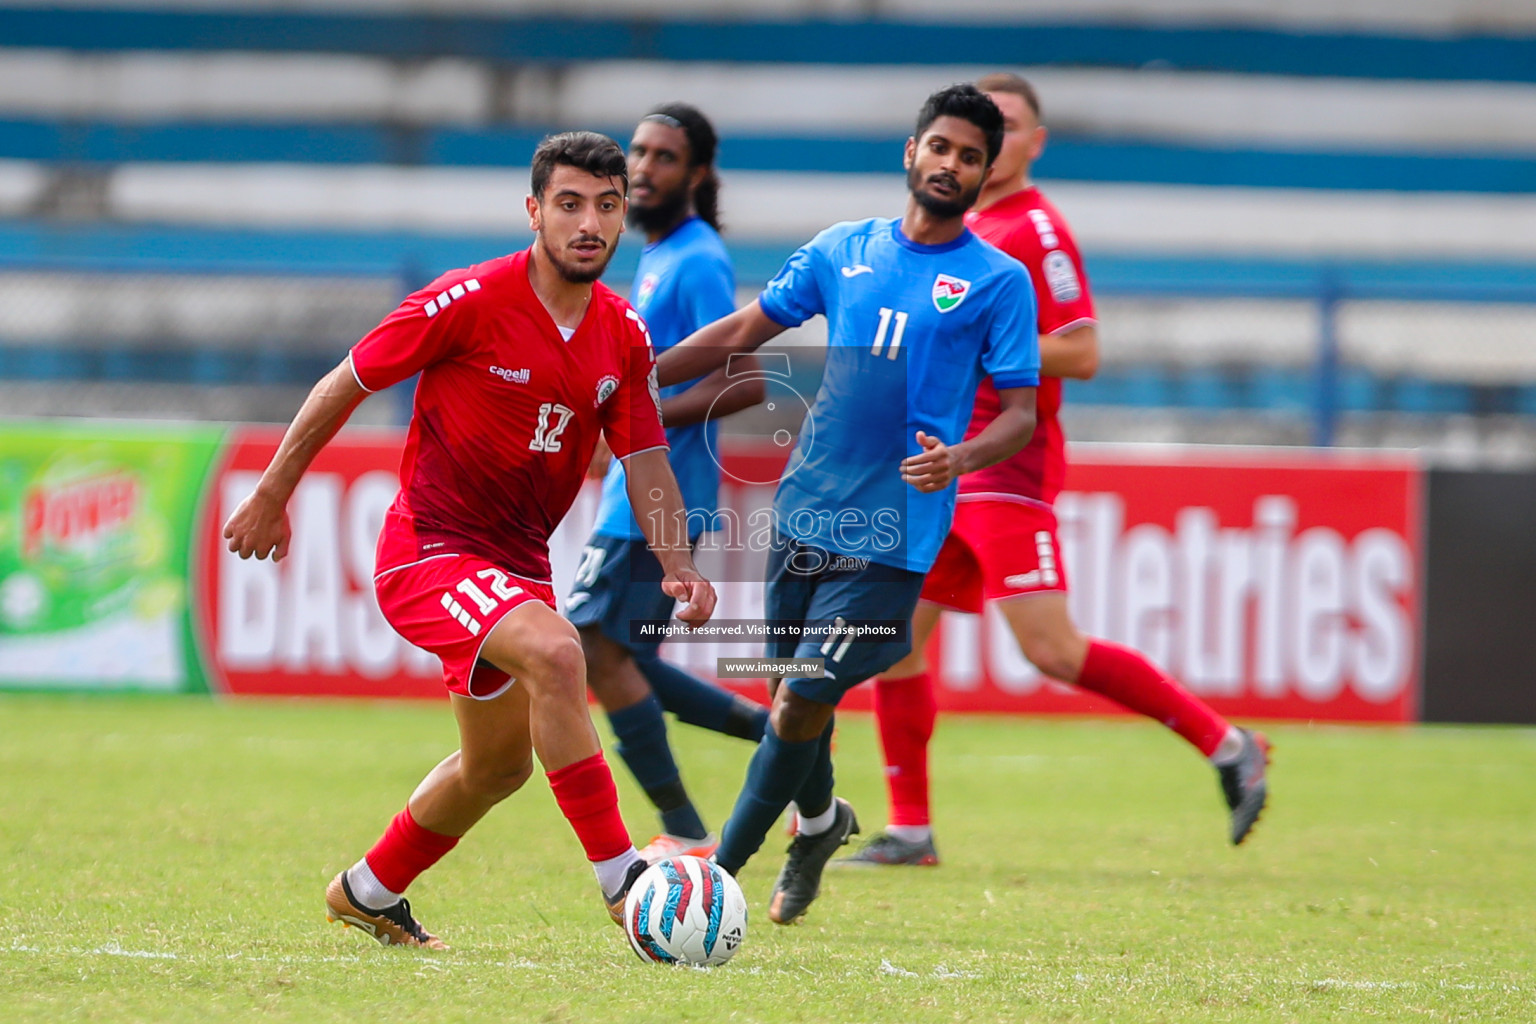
[792,718,837,820]
[714,724,821,875]
[607,694,708,840]
[637,654,768,742]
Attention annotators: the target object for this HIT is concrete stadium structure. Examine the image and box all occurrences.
[1,0,1533,460]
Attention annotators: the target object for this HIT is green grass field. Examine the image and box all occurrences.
[3,695,1533,1023]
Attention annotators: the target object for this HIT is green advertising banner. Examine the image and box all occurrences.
[0,422,224,692]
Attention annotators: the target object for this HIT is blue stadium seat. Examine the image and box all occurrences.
[1248,367,1311,411]
[1393,377,1474,415]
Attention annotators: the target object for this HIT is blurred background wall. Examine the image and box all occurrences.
[1,0,1534,462]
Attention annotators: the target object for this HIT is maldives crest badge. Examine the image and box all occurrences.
[635,273,660,308]
[932,273,971,313]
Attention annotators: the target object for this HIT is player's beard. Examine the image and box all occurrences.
[626,178,691,235]
[907,164,982,219]
[539,231,615,284]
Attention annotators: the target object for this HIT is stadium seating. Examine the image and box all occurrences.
[1,0,1534,453]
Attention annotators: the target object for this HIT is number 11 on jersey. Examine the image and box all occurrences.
[872,307,908,360]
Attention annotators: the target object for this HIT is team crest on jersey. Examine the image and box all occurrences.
[932,274,971,313]
[1043,250,1082,303]
[595,374,620,407]
[647,366,663,424]
[635,273,660,308]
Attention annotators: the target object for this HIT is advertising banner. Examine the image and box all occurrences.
[900,448,1423,723]
[196,426,446,698]
[195,425,603,699]
[0,422,222,692]
[9,421,1423,723]
[625,446,1423,724]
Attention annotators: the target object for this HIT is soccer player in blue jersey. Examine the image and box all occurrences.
[568,103,771,864]
[656,84,1041,924]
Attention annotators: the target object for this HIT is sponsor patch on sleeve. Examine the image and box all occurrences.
[1042,250,1082,304]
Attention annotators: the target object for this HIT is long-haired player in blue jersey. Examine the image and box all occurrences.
[656,84,1041,924]
[568,103,771,865]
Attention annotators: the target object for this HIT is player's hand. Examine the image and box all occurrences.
[222,489,292,561]
[587,436,613,479]
[900,431,963,493]
[662,566,718,629]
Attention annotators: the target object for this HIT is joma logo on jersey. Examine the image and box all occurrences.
[490,366,530,384]
[932,274,971,313]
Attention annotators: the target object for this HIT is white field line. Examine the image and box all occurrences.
[6,941,367,967]
[5,943,1527,993]
[9,941,982,980]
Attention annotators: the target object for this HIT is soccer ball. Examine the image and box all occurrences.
[622,855,747,966]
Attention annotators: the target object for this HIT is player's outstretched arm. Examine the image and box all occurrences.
[900,386,1037,494]
[655,301,786,389]
[622,448,718,628]
[660,354,767,428]
[222,357,369,561]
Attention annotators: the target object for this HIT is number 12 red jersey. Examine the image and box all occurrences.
[350,248,667,583]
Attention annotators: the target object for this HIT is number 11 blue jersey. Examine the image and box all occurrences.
[758,217,1040,573]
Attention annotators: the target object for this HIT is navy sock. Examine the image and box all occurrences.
[714,725,822,875]
[637,654,768,741]
[792,718,837,820]
[607,694,707,840]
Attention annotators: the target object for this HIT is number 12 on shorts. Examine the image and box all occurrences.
[442,568,525,636]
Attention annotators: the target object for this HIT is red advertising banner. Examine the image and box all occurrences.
[195,431,1420,722]
[196,426,445,698]
[881,446,1421,723]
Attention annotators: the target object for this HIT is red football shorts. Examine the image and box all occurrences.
[373,552,556,700]
[919,499,1068,613]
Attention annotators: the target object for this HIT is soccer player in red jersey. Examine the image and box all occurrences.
[222,131,717,948]
[839,75,1270,867]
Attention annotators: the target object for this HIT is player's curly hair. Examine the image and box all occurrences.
[530,131,629,198]
[642,102,724,233]
[914,83,1004,165]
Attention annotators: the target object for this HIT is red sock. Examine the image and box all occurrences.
[364,805,459,895]
[1076,640,1230,757]
[874,671,938,827]
[546,752,633,863]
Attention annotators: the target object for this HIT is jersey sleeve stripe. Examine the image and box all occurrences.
[1045,316,1098,335]
[347,351,378,393]
[992,372,1041,389]
[615,444,670,461]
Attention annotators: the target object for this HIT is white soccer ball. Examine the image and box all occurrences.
[622,855,747,966]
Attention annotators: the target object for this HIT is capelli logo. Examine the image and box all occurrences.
[489,366,531,384]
